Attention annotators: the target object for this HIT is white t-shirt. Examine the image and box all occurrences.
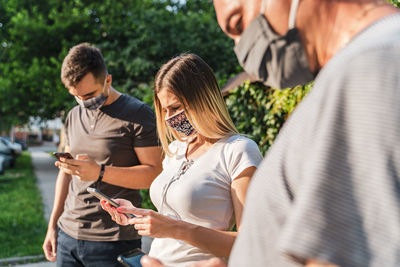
[149,134,263,266]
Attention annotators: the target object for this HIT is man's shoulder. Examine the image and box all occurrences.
[105,94,155,123]
[117,94,153,111]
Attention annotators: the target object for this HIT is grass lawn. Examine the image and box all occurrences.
[0,151,47,258]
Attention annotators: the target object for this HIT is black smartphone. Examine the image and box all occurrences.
[52,152,74,160]
[117,248,146,267]
[86,187,135,218]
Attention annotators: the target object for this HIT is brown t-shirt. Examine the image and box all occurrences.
[58,94,158,241]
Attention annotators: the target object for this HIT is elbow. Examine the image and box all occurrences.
[154,164,163,177]
[149,164,163,182]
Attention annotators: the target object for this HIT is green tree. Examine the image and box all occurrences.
[0,0,237,129]
[0,0,102,127]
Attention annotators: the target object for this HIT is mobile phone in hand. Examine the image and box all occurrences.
[86,187,135,218]
[52,152,74,161]
[117,248,146,267]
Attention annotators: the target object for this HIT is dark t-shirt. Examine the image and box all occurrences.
[58,94,158,241]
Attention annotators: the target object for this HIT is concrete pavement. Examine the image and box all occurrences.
[29,143,58,222]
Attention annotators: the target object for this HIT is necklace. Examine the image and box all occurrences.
[159,159,194,219]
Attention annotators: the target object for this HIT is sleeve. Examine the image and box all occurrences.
[64,112,71,147]
[227,137,263,180]
[132,104,159,148]
[277,50,400,267]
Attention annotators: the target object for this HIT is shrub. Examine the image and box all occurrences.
[225,81,312,155]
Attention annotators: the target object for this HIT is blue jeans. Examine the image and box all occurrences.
[57,229,141,267]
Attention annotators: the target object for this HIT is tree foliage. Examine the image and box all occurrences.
[226,81,312,155]
[0,0,237,129]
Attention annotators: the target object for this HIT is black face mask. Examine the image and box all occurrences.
[234,0,315,89]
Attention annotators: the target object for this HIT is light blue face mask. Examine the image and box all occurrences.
[75,78,109,110]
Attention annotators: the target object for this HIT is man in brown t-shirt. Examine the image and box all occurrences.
[42,43,163,266]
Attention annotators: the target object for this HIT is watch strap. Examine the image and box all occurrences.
[97,164,105,183]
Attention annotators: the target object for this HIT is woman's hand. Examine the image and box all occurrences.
[100,198,135,226]
[127,208,180,238]
[140,256,227,267]
[55,154,100,181]
[101,199,180,238]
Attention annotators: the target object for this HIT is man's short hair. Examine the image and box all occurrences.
[61,43,108,87]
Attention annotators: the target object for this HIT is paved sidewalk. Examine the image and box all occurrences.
[16,143,58,267]
[29,143,58,222]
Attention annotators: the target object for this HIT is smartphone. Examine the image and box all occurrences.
[117,248,146,267]
[52,152,74,160]
[86,187,135,218]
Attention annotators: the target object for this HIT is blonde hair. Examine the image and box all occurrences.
[154,54,238,156]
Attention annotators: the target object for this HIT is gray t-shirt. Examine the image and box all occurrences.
[58,94,158,241]
[230,14,400,267]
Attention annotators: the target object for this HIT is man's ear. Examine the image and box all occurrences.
[106,74,112,86]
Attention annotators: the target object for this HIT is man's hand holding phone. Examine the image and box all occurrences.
[54,153,102,182]
[52,152,74,161]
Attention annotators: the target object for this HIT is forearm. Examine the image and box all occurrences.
[47,171,71,230]
[173,221,237,258]
[101,164,162,189]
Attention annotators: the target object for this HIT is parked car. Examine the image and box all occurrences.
[0,140,15,168]
[0,154,6,175]
[15,138,28,151]
[3,137,28,151]
[0,137,22,156]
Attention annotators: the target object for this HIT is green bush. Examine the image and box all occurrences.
[225,81,312,155]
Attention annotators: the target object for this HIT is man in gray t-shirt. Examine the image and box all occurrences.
[211,0,400,267]
[42,43,163,266]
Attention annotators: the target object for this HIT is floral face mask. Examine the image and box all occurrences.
[165,110,196,136]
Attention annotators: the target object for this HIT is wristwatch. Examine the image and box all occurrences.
[97,164,105,183]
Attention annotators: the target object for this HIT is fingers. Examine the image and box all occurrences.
[130,215,159,237]
[188,258,227,267]
[141,256,164,267]
[59,157,80,165]
[76,154,89,160]
[116,206,152,216]
[109,206,130,226]
[43,240,57,261]
[51,238,57,261]
[100,199,109,210]
[114,198,132,206]
[55,161,79,173]
[43,244,53,261]
[133,220,148,231]
[101,200,113,214]
[102,199,151,230]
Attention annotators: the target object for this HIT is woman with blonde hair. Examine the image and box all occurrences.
[101,54,262,266]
